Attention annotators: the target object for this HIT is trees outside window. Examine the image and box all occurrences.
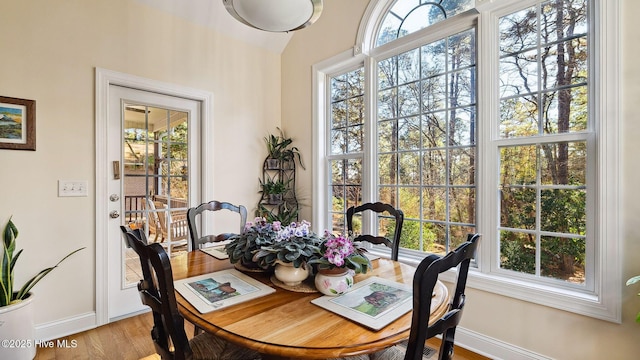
[317,0,619,320]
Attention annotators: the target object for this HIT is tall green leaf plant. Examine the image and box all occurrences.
[627,275,640,322]
[1,217,84,307]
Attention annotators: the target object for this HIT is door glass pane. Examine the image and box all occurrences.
[123,104,189,285]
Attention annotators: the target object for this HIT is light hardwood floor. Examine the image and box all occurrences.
[34,312,489,360]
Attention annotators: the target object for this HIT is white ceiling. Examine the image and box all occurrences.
[133,0,294,54]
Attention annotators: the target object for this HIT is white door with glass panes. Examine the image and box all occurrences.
[106,85,201,320]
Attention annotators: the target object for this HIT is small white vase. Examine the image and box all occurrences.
[314,268,354,296]
[274,261,310,286]
[0,293,36,360]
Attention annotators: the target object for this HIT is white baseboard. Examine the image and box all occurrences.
[35,312,97,342]
[456,327,552,360]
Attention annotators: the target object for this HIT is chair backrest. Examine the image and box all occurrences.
[187,200,248,251]
[145,198,161,234]
[404,233,481,360]
[346,202,404,261]
[120,225,192,360]
[153,201,169,230]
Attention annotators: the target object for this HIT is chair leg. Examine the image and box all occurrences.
[439,328,457,360]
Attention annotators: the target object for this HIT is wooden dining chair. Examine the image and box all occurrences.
[369,233,481,360]
[119,226,262,360]
[346,202,404,261]
[187,200,248,251]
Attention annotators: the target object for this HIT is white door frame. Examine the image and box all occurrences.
[95,68,214,326]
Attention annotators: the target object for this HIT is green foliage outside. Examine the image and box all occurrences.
[124,120,189,201]
[328,0,588,284]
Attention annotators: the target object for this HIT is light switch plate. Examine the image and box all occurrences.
[58,180,88,197]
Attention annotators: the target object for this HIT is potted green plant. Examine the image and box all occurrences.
[225,217,278,269]
[253,220,321,286]
[256,204,299,226]
[259,178,289,204]
[627,275,640,322]
[0,217,84,360]
[263,128,305,170]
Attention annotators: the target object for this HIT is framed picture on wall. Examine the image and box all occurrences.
[0,96,36,150]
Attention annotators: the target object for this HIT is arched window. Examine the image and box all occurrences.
[376,0,474,46]
[313,0,620,322]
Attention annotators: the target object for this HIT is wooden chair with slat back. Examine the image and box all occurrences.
[119,225,262,360]
[346,202,404,261]
[146,199,189,249]
[369,233,481,360]
[187,201,248,251]
[145,198,162,242]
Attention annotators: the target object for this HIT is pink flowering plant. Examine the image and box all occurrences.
[308,232,372,274]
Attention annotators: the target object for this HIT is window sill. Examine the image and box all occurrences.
[390,250,620,323]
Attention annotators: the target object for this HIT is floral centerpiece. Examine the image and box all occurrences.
[252,220,322,286]
[308,232,372,296]
[309,232,372,274]
[253,220,322,269]
[225,217,279,268]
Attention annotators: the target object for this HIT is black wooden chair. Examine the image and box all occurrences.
[370,233,481,360]
[120,226,261,360]
[187,201,248,251]
[346,202,404,261]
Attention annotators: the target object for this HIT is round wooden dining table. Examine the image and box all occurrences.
[171,251,450,360]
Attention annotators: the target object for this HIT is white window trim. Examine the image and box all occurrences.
[313,0,621,322]
[312,49,366,231]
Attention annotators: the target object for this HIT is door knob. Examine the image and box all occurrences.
[109,210,120,219]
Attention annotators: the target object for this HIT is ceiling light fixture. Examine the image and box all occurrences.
[223,0,323,32]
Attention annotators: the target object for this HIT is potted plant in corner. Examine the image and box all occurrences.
[264,128,305,170]
[259,178,289,204]
[0,217,84,360]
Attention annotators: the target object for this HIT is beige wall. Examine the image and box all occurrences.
[2,0,638,357]
[282,0,640,358]
[0,0,279,330]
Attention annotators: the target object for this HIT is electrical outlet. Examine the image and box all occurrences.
[58,180,88,197]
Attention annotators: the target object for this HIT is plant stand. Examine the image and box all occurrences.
[257,157,299,224]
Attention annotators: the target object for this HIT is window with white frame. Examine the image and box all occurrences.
[314,0,620,321]
[328,67,365,233]
[377,26,477,255]
[496,0,589,286]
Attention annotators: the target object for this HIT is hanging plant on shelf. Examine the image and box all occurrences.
[256,203,299,226]
[259,178,290,204]
[263,127,305,170]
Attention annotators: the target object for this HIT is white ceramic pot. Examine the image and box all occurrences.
[274,261,309,286]
[314,268,354,296]
[0,293,36,360]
